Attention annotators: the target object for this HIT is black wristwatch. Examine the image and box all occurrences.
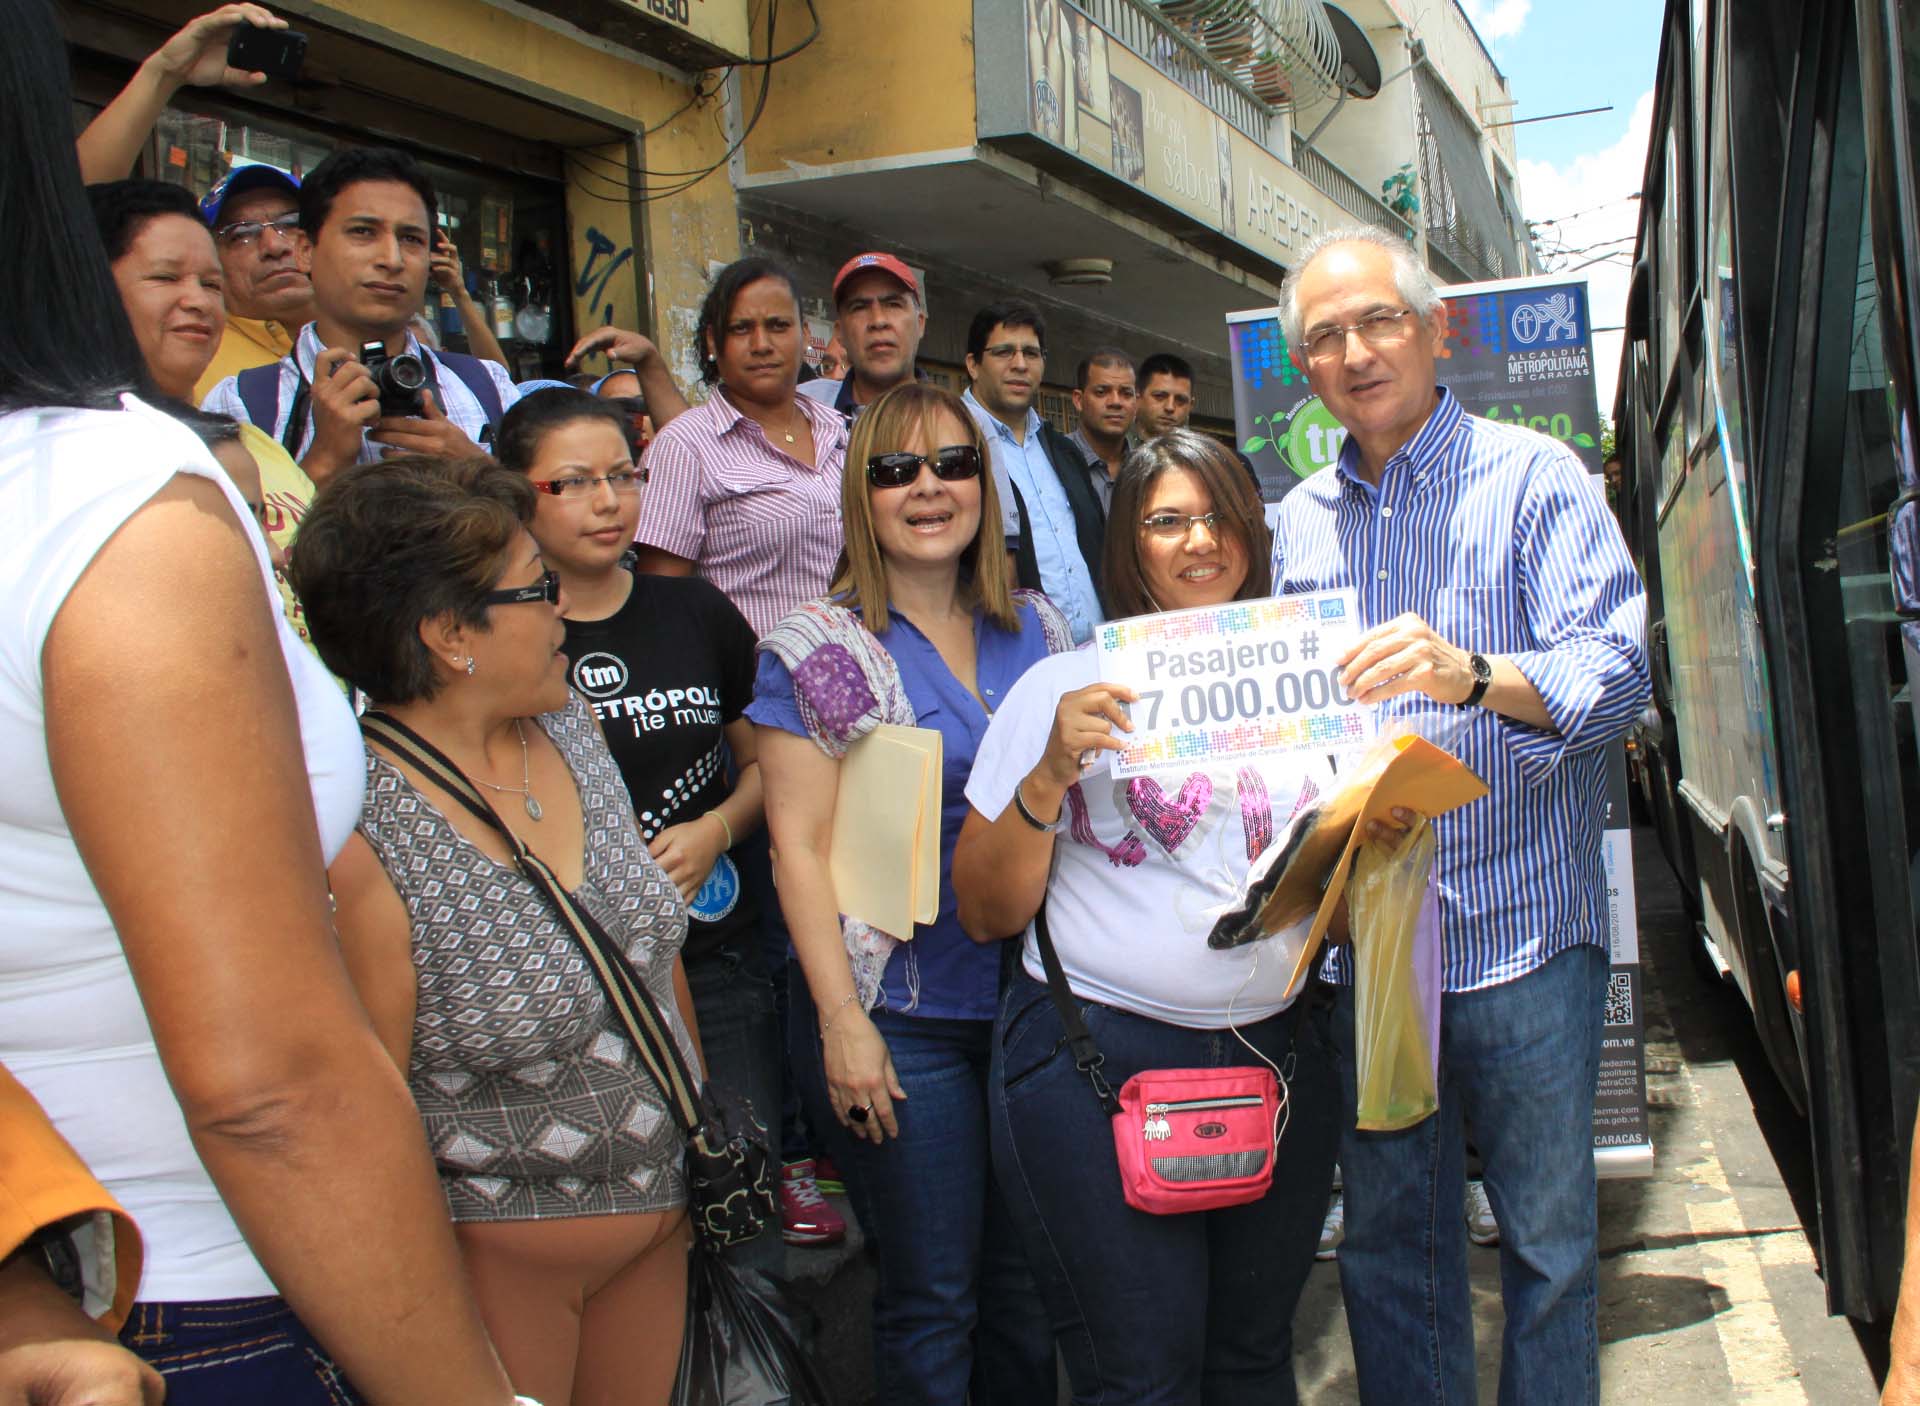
[1462,652,1493,708]
[3,1221,85,1305]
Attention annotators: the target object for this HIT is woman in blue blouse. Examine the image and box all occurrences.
[751,383,1068,1405]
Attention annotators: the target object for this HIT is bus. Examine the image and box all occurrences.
[1616,0,1920,1322]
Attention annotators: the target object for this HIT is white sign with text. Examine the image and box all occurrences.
[1095,591,1376,779]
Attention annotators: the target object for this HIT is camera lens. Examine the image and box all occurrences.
[386,353,428,393]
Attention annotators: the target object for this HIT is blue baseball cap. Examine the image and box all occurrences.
[199,164,301,230]
[589,370,642,395]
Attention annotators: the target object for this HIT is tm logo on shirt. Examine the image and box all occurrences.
[573,652,630,697]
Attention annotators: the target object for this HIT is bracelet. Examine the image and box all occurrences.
[706,808,734,850]
[820,991,858,1039]
[1013,777,1064,833]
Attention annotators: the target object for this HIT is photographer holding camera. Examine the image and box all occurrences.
[205,146,518,486]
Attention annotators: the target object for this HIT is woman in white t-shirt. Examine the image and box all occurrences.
[0,2,519,1401]
[954,430,1387,1404]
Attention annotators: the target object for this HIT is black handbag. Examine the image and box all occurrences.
[361,712,777,1251]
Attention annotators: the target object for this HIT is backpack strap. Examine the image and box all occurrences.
[1040,425,1111,613]
[433,350,506,444]
[235,364,283,441]
[1002,473,1043,596]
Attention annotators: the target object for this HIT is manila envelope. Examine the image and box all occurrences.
[829,724,943,937]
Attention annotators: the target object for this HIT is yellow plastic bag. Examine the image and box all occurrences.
[1348,817,1442,1131]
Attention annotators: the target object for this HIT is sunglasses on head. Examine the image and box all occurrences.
[866,444,983,489]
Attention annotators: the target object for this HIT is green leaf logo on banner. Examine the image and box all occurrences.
[1283,397,1350,479]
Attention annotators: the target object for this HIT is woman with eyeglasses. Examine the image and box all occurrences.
[953,430,1380,1405]
[752,383,1068,1405]
[295,453,703,1405]
[495,388,782,1283]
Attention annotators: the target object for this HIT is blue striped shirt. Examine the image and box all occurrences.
[1270,388,1648,991]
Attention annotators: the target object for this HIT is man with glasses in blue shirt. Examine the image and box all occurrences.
[1269,225,1648,1406]
[962,300,1107,643]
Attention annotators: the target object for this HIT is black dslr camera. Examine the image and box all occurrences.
[359,340,429,417]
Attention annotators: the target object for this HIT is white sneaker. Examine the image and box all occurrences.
[1465,1179,1499,1246]
[1316,1191,1345,1260]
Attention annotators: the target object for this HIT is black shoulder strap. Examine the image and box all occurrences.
[433,350,506,440]
[359,711,713,1145]
[1032,892,1327,1123]
[1040,425,1111,611]
[1002,469,1043,595]
[1031,902,1121,1116]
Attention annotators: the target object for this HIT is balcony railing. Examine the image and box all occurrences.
[1077,0,1278,143]
[1290,135,1416,242]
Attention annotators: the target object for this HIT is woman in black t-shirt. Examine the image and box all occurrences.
[498,390,783,1276]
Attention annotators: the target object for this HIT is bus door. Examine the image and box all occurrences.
[1759,0,1920,1319]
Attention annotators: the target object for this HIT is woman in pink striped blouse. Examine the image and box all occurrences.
[633,256,850,638]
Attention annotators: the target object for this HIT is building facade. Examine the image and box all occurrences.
[64,0,1534,426]
[63,0,746,387]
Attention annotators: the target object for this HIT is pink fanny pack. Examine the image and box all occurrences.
[1033,905,1289,1215]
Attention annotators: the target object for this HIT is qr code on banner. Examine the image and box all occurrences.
[1604,972,1634,1028]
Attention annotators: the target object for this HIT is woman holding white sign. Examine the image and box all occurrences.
[751,382,1072,1405]
[954,429,1389,1404]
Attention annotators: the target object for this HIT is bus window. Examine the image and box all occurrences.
[1831,210,1920,942]
[1705,28,1755,585]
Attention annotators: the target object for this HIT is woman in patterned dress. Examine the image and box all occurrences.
[294,454,701,1406]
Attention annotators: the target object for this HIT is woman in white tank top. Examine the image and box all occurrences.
[0,2,522,1401]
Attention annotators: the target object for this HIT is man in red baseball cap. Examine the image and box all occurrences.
[799,251,927,423]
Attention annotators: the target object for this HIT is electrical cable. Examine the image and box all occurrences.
[564,0,805,203]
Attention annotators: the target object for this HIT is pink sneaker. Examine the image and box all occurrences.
[780,1159,846,1246]
[813,1153,847,1196]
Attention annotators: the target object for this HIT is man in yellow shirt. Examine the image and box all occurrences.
[193,165,311,403]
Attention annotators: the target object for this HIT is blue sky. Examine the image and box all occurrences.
[1471,0,1668,171]
[1457,0,1669,412]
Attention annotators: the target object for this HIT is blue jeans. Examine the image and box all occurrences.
[990,966,1339,1406]
[790,973,1056,1406]
[1331,943,1608,1406]
[121,1297,359,1404]
[684,937,786,1279]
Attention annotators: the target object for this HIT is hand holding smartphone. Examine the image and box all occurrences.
[226,20,306,83]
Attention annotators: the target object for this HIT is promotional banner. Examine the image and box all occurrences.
[1228,274,1606,501]
[1228,276,1652,1175]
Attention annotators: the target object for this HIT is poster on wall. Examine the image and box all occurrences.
[1228,273,1652,1177]
[1228,274,1607,502]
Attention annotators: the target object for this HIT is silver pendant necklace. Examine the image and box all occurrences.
[471,718,542,820]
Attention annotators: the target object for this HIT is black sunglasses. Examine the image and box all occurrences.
[866,444,984,489]
[482,568,561,608]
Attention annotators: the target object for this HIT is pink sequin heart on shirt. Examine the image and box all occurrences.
[1125,773,1214,855]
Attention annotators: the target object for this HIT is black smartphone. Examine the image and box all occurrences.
[227,25,307,82]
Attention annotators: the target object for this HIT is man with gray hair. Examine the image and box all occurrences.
[1269,225,1648,1404]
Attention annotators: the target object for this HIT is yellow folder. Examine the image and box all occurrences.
[829,723,943,938]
